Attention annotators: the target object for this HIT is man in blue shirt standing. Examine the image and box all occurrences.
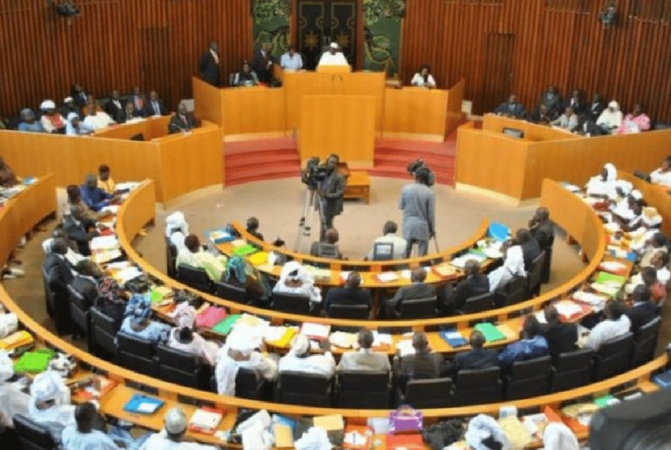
[498,315,549,369]
[80,174,113,211]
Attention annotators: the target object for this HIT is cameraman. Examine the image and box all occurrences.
[399,167,435,257]
[317,154,345,240]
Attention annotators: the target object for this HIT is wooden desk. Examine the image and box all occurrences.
[93,116,173,140]
[221,86,286,138]
[344,171,370,203]
[382,87,449,141]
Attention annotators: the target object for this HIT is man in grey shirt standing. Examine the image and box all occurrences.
[399,167,436,257]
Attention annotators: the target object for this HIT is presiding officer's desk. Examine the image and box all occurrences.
[0,176,668,449]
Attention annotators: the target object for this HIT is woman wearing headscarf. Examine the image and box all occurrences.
[28,371,76,444]
[463,414,510,450]
[17,108,45,132]
[487,245,526,292]
[221,255,271,304]
[411,64,437,88]
[543,422,579,450]
[165,211,189,252]
[0,351,30,431]
[586,163,618,199]
[278,334,336,378]
[272,260,322,304]
[65,112,94,136]
[39,100,67,134]
[617,102,651,135]
[610,180,634,218]
[596,100,623,133]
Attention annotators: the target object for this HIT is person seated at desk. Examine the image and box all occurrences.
[626,285,658,335]
[516,228,541,272]
[278,334,336,378]
[280,45,303,70]
[585,162,618,199]
[71,259,101,309]
[367,220,407,260]
[640,266,667,303]
[487,245,525,292]
[65,112,94,136]
[120,315,171,345]
[540,85,563,118]
[103,90,124,122]
[39,99,67,134]
[165,211,189,252]
[61,402,126,450]
[384,267,436,318]
[539,305,577,358]
[168,102,195,134]
[80,174,114,212]
[596,100,623,134]
[0,156,18,187]
[215,332,277,396]
[246,216,264,241]
[393,332,446,389]
[233,61,260,87]
[61,96,83,121]
[97,164,116,194]
[67,183,105,222]
[221,255,271,304]
[650,156,671,187]
[318,42,349,66]
[639,232,668,268]
[28,371,76,445]
[121,101,144,123]
[584,300,630,350]
[129,86,148,116]
[176,234,227,281]
[63,212,99,256]
[18,108,45,132]
[551,106,578,131]
[82,100,116,131]
[273,260,322,305]
[649,250,671,284]
[528,103,552,125]
[139,407,219,450]
[168,326,219,366]
[498,315,549,369]
[70,82,89,106]
[617,103,651,135]
[494,94,525,119]
[42,225,87,267]
[324,271,373,318]
[337,328,391,373]
[588,93,606,122]
[0,351,30,432]
[143,90,168,117]
[563,89,586,115]
[446,330,499,379]
[410,64,436,88]
[440,259,490,314]
[311,228,345,259]
[95,276,127,327]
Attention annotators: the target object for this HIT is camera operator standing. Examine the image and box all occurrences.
[399,166,435,257]
[317,154,345,240]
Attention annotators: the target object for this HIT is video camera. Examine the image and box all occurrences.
[301,157,329,189]
[407,158,435,186]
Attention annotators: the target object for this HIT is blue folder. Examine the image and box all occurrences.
[123,393,165,415]
[439,331,468,348]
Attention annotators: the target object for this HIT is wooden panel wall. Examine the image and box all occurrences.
[0,0,252,115]
[402,0,671,121]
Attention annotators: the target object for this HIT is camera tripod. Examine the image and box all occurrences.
[293,188,326,252]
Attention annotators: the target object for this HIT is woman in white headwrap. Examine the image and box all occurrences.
[596,100,623,133]
[39,99,67,134]
[586,163,618,199]
[28,370,76,444]
[272,261,322,304]
[464,414,510,450]
[165,211,190,252]
[543,422,579,450]
[0,351,30,430]
[610,181,634,219]
[488,245,526,292]
[278,334,335,378]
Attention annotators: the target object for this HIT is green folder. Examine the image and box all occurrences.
[474,323,506,342]
[595,271,627,287]
[14,348,55,374]
[212,314,241,335]
[150,290,164,304]
[233,244,257,256]
[594,394,617,408]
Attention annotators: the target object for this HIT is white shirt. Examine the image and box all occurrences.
[215,350,277,396]
[167,328,219,366]
[337,349,391,373]
[272,280,322,303]
[278,352,336,378]
[139,431,219,450]
[411,73,436,88]
[61,426,120,450]
[367,233,407,260]
[0,382,30,428]
[83,112,116,131]
[318,51,349,67]
[651,169,671,187]
[280,52,303,70]
[586,315,631,350]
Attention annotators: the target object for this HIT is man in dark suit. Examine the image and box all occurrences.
[129,86,147,117]
[626,285,659,334]
[540,85,562,119]
[384,267,436,318]
[252,42,275,83]
[143,90,168,117]
[324,272,372,317]
[168,103,195,134]
[447,330,499,379]
[440,259,490,314]
[393,332,446,390]
[539,305,577,358]
[63,214,98,256]
[494,94,525,119]
[529,207,554,249]
[516,228,541,272]
[588,93,606,122]
[199,41,221,87]
[104,90,125,123]
[528,103,552,125]
[564,89,586,115]
[317,154,346,240]
[71,260,101,309]
[43,238,74,335]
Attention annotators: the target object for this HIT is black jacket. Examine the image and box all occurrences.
[443,274,490,312]
[394,351,445,389]
[447,348,499,378]
[626,302,658,335]
[387,283,437,315]
[199,51,221,87]
[540,322,578,358]
[168,114,195,134]
[324,287,373,316]
[71,275,99,309]
[43,254,74,291]
[521,239,541,272]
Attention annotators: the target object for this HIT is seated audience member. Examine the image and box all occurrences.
[123,285,153,321]
[234,61,260,87]
[447,330,499,379]
[318,42,349,66]
[0,351,30,431]
[83,100,116,131]
[65,112,94,136]
[43,238,75,290]
[528,103,552,125]
[143,90,167,117]
[647,250,671,284]
[543,422,580,450]
[575,113,605,136]
[97,164,116,194]
[650,156,671,187]
[80,174,114,211]
[176,234,227,281]
[596,100,623,133]
[324,271,373,317]
[221,255,271,304]
[165,211,189,252]
[139,408,219,450]
[611,181,635,220]
[337,329,391,373]
[441,259,490,314]
[487,245,526,292]
[310,227,344,259]
[639,232,668,268]
[563,89,585,114]
[385,267,436,318]
[498,316,548,369]
[62,402,126,450]
[411,64,437,88]
[539,305,577,358]
[641,266,667,303]
[551,106,578,130]
[529,206,554,249]
[393,332,445,389]
[71,83,89,106]
[104,90,125,122]
[540,85,562,118]
[122,101,143,123]
[246,216,264,241]
[0,156,18,187]
[129,86,147,116]
[585,162,618,199]
[585,300,631,350]
[494,94,525,119]
[120,318,168,346]
[273,260,322,305]
[94,276,127,327]
[215,332,277,396]
[367,220,407,260]
[278,334,336,377]
[42,225,87,266]
[167,326,219,366]
[168,102,195,133]
[18,108,45,132]
[464,414,511,450]
[63,212,99,256]
[60,96,82,120]
[626,285,658,334]
[280,45,303,70]
[588,93,607,121]
[28,371,75,444]
[515,228,541,272]
[617,103,651,134]
[71,259,101,309]
[40,100,67,133]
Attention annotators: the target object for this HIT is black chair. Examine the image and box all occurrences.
[550,348,595,392]
[399,378,454,408]
[67,284,90,339]
[527,251,546,297]
[460,292,494,314]
[398,297,437,319]
[329,304,370,319]
[41,266,54,318]
[372,242,394,261]
[13,414,57,450]
[335,371,390,408]
[214,281,248,304]
[156,344,209,389]
[541,234,554,284]
[593,332,634,381]
[453,367,502,405]
[493,275,528,308]
[504,355,552,400]
[90,307,119,361]
[165,238,178,279]
[272,292,311,315]
[235,367,271,400]
[176,265,212,293]
[631,317,662,367]
[274,371,333,406]
[117,331,158,377]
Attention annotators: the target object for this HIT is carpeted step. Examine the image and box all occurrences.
[226,150,300,169]
[226,171,300,187]
[373,154,455,170]
[225,137,297,155]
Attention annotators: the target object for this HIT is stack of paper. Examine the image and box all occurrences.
[188,407,224,435]
[395,339,415,357]
[300,322,331,340]
[572,290,607,308]
[304,266,332,281]
[590,282,619,297]
[554,300,587,320]
[451,251,488,269]
[264,326,296,348]
[432,263,457,278]
[329,331,358,349]
[372,331,392,348]
[115,182,140,192]
[375,272,399,283]
[111,266,144,284]
[599,260,628,275]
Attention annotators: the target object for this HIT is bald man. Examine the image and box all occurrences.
[324,271,372,318]
[384,267,436,318]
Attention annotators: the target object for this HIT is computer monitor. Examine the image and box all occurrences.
[502,127,524,139]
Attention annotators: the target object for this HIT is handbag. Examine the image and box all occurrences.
[388,405,423,435]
